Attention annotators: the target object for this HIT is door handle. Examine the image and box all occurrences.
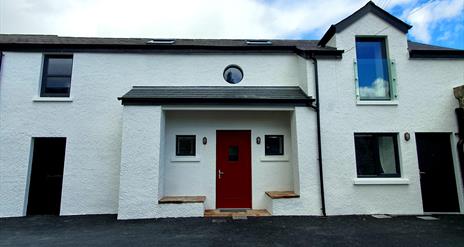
[218,169,224,179]
[420,171,426,174]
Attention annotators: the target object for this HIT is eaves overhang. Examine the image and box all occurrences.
[409,49,464,59]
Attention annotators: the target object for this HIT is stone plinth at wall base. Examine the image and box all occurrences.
[265,191,319,216]
[156,203,205,218]
[266,197,312,216]
[117,203,205,220]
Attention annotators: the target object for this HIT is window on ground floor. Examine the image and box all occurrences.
[176,135,196,156]
[354,133,400,177]
[265,135,284,155]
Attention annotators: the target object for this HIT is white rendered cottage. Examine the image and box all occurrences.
[1,2,463,219]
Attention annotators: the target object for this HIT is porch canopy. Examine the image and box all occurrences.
[118,86,313,106]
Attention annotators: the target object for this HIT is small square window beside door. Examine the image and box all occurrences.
[354,133,400,177]
[265,135,284,155]
[176,135,196,156]
[41,55,73,97]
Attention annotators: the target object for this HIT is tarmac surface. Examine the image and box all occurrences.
[1,214,463,246]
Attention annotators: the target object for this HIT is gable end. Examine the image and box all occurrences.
[318,1,412,46]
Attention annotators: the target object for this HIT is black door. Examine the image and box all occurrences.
[416,133,460,212]
[27,138,66,215]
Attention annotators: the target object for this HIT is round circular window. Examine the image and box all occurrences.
[223,65,243,84]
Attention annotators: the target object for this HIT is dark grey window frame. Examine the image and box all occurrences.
[354,133,401,178]
[40,54,73,97]
[265,135,284,156]
[355,37,393,101]
[175,135,196,156]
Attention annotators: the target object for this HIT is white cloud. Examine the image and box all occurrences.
[359,78,390,98]
[405,0,464,43]
[0,0,372,39]
[377,0,417,9]
[437,31,451,41]
[0,0,461,44]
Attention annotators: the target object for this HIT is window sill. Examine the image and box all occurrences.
[353,178,410,185]
[260,156,289,162]
[33,96,73,102]
[171,156,200,162]
[356,100,398,106]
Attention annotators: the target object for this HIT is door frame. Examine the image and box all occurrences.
[24,137,67,216]
[215,130,252,209]
[448,133,464,213]
[23,138,36,216]
[416,132,464,213]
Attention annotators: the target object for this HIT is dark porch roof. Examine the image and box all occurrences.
[118,86,313,106]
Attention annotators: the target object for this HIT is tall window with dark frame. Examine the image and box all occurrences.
[354,133,401,177]
[176,135,196,156]
[355,38,391,100]
[265,135,284,155]
[40,55,73,97]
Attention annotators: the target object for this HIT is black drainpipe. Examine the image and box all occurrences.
[309,54,326,217]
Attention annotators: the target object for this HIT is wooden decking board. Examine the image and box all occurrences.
[265,191,300,199]
[158,196,206,204]
[204,209,271,217]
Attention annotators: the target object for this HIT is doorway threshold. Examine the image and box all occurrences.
[204,209,271,217]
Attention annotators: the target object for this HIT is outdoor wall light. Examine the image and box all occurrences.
[256,137,261,144]
[202,137,207,145]
[404,132,411,141]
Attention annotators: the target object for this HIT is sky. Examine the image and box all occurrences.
[0,0,463,49]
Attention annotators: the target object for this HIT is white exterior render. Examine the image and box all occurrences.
[0,2,463,219]
[318,12,464,215]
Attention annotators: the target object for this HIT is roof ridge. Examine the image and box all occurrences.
[0,34,319,42]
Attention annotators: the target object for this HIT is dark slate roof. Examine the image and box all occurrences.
[0,34,342,57]
[318,1,412,46]
[118,86,313,106]
[0,34,320,49]
[408,41,460,51]
[1,33,462,58]
[408,41,464,58]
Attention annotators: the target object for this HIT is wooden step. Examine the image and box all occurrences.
[158,196,206,204]
[265,191,299,199]
[204,209,271,217]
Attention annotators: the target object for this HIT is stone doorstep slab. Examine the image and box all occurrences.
[204,209,271,217]
[417,216,439,220]
[265,191,300,199]
[158,196,206,204]
[372,214,392,219]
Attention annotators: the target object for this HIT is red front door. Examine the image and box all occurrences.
[216,130,252,209]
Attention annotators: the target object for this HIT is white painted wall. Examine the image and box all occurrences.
[0,11,463,218]
[118,106,163,219]
[318,13,464,215]
[0,52,307,217]
[163,110,295,210]
[288,107,323,215]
